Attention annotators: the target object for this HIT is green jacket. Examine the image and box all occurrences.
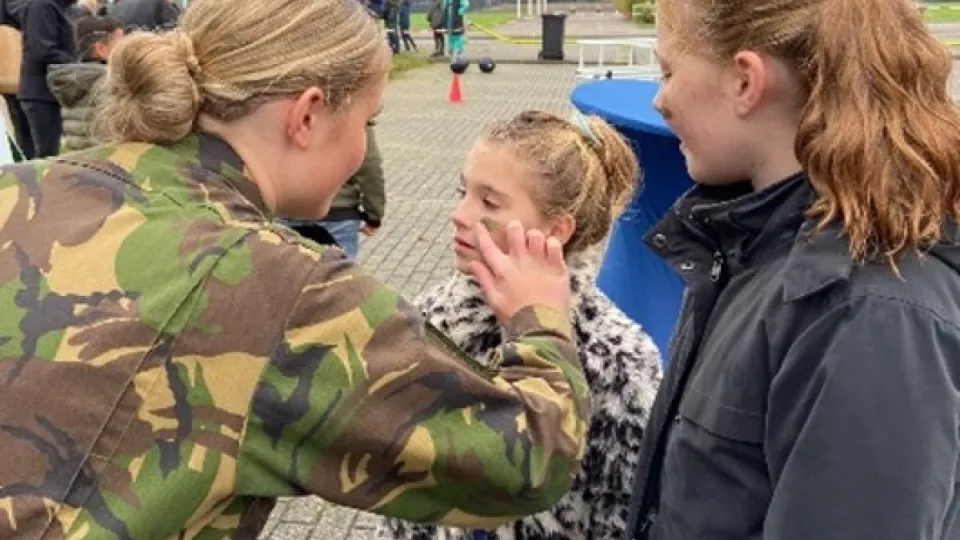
[327,121,386,227]
[0,133,589,538]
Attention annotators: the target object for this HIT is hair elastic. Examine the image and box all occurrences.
[569,109,599,145]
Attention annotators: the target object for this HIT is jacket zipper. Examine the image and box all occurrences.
[710,249,724,282]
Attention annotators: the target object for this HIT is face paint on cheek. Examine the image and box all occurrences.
[480,216,508,247]
[480,216,502,232]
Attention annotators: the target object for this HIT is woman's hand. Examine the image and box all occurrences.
[467,220,570,322]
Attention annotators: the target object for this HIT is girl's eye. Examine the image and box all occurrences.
[455,186,466,197]
[482,198,499,210]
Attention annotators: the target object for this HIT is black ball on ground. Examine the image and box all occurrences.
[478,56,496,73]
[450,56,469,74]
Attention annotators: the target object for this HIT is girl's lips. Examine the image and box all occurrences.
[453,238,474,253]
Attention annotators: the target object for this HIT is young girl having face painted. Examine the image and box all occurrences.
[377,110,664,540]
[628,0,960,538]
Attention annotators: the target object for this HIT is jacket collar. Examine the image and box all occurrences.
[645,172,811,278]
[163,131,271,219]
[644,172,870,301]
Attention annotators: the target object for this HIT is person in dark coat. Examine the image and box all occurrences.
[0,0,29,27]
[398,0,416,51]
[426,0,444,57]
[0,2,33,158]
[17,0,77,158]
[626,0,960,539]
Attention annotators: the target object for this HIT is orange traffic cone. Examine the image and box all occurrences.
[448,73,463,104]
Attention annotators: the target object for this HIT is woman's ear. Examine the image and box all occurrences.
[547,214,575,247]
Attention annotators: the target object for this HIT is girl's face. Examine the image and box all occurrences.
[450,141,558,273]
[653,24,757,185]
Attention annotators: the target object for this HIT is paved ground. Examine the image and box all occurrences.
[257,62,580,540]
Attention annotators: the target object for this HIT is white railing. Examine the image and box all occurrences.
[575,37,660,80]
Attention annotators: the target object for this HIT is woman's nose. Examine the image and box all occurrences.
[652,87,667,118]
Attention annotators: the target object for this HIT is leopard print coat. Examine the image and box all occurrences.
[375,251,663,540]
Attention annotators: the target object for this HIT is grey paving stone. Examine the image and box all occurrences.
[281,496,324,524]
[265,523,314,540]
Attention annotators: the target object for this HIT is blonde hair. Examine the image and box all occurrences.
[660,0,960,264]
[482,110,638,253]
[95,0,387,144]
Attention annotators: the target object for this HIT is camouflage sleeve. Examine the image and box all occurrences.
[235,251,589,529]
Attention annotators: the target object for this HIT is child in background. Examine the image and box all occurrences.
[427,0,445,57]
[376,110,662,540]
[46,15,123,151]
[441,0,467,56]
[399,0,417,51]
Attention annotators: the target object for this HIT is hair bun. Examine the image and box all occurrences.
[94,31,202,143]
[171,30,203,81]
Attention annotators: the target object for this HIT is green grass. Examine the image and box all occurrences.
[389,52,432,79]
[409,9,518,32]
[925,3,960,22]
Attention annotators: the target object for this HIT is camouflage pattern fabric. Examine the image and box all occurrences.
[0,133,590,539]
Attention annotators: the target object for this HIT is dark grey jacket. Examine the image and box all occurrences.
[628,173,960,540]
[0,0,29,28]
[17,0,77,102]
[109,0,178,31]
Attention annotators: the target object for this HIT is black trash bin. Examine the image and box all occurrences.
[539,12,567,61]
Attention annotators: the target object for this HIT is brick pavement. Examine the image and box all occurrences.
[258,62,580,540]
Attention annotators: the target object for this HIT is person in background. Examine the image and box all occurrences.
[627,0,960,538]
[47,15,123,151]
[365,0,386,18]
[384,0,400,53]
[427,0,445,57]
[0,0,591,536]
[378,110,663,540]
[0,3,34,159]
[282,120,385,258]
[109,0,179,31]
[17,0,77,158]
[398,0,416,51]
[441,0,467,56]
[68,0,107,19]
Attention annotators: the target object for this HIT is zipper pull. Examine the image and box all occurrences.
[710,250,723,282]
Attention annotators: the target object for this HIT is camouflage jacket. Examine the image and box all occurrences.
[0,133,589,539]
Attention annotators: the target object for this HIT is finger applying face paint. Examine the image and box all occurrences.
[474,221,508,277]
[505,221,527,257]
[526,229,546,257]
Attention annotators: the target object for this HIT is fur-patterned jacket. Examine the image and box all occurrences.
[376,251,663,540]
